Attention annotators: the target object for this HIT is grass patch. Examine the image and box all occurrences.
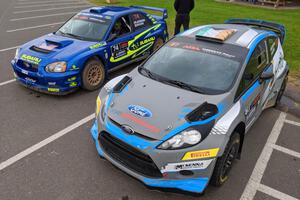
[90,0,300,78]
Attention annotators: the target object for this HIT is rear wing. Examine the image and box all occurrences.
[130,6,168,19]
[225,18,286,44]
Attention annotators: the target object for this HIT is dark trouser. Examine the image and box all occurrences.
[174,14,190,35]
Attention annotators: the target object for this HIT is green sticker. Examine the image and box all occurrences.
[69,82,77,87]
[21,54,42,65]
[90,42,107,50]
[70,65,79,71]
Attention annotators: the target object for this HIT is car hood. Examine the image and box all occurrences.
[107,69,229,141]
[19,33,98,62]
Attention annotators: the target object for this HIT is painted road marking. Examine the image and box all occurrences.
[13,5,89,14]
[285,119,300,127]
[10,12,77,21]
[7,22,64,32]
[0,114,95,171]
[258,184,298,200]
[14,2,87,9]
[0,46,18,52]
[0,79,16,87]
[271,144,300,159]
[16,0,82,5]
[240,112,287,200]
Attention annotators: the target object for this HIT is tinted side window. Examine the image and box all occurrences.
[130,13,152,30]
[111,15,132,37]
[267,37,278,59]
[235,40,268,98]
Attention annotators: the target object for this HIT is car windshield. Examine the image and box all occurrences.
[140,41,241,94]
[56,15,111,41]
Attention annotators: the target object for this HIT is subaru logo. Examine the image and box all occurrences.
[128,105,152,117]
[121,125,134,135]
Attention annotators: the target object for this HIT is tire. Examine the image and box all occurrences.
[81,59,106,91]
[210,132,240,186]
[274,75,288,107]
[152,38,164,52]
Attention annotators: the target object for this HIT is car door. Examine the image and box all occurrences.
[235,39,271,130]
[107,14,135,68]
[128,12,157,58]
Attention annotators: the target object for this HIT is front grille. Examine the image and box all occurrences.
[17,60,38,72]
[99,131,162,178]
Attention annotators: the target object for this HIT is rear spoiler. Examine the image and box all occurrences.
[225,18,286,44]
[130,6,168,19]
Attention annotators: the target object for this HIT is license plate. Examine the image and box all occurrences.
[21,69,29,75]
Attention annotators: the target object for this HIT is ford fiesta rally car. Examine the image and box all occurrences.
[11,6,168,94]
[90,19,288,193]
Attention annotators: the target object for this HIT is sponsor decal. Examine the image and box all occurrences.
[128,105,152,117]
[21,69,29,75]
[21,54,42,65]
[25,77,36,83]
[48,82,56,86]
[70,65,79,71]
[48,88,60,92]
[89,42,107,50]
[182,148,219,161]
[67,76,76,82]
[69,82,77,87]
[161,159,213,173]
[110,24,161,63]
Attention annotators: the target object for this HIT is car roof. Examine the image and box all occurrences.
[80,6,140,20]
[180,24,269,48]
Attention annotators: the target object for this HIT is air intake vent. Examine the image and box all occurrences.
[185,102,218,122]
[30,46,52,54]
[112,76,132,93]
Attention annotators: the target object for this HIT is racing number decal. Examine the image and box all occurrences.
[111,42,129,59]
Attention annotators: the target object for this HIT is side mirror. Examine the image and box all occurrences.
[107,33,117,42]
[259,71,274,83]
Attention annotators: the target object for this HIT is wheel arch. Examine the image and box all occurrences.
[232,122,246,159]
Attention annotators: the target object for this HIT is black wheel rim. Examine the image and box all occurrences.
[221,143,238,179]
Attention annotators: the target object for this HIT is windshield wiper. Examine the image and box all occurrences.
[162,79,205,94]
[57,31,83,40]
[138,66,159,80]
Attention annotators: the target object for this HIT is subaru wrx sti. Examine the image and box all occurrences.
[11,6,168,94]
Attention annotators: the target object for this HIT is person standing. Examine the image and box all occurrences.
[174,0,195,35]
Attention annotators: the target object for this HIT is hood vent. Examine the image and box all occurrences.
[185,102,219,122]
[30,45,52,54]
[113,76,132,93]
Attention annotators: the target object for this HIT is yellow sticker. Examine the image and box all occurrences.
[48,88,60,92]
[182,148,219,161]
[96,96,102,116]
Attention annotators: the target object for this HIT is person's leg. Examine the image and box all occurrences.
[174,14,182,35]
[182,14,190,31]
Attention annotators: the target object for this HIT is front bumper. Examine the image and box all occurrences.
[90,120,213,194]
[11,59,80,95]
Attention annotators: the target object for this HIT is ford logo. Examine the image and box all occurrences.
[121,125,134,135]
[128,105,152,117]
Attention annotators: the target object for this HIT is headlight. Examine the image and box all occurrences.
[95,96,102,117]
[45,62,67,73]
[158,129,202,150]
[15,48,20,58]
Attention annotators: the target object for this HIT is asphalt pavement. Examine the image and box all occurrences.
[0,1,299,200]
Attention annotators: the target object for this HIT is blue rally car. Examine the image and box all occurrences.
[11,6,168,94]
